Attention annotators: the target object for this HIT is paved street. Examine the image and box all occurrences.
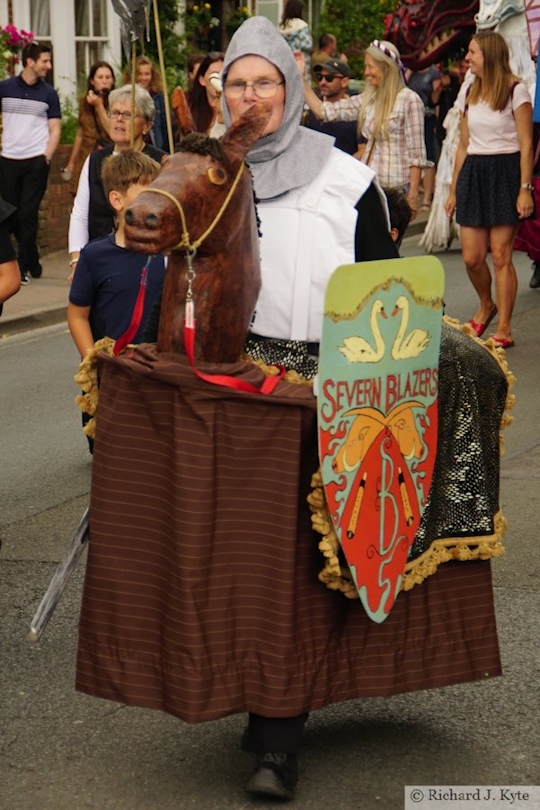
[0,237,539,809]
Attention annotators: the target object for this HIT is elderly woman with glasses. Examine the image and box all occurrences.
[220,21,398,382]
[68,84,166,275]
[300,39,427,219]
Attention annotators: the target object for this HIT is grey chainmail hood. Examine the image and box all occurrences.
[222,16,334,200]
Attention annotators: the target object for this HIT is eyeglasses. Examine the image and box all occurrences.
[108,110,143,121]
[315,72,342,83]
[223,79,285,99]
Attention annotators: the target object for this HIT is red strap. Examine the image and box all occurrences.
[113,259,150,356]
[184,321,285,395]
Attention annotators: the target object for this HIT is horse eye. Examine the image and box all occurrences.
[207,166,227,185]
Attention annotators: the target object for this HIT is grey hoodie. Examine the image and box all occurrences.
[222,16,334,200]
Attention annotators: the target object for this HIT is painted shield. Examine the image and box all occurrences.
[317,257,444,623]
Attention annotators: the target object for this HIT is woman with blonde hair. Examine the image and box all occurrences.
[125,55,168,151]
[300,39,426,218]
[445,31,533,348]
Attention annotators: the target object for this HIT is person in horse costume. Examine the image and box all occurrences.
[76,17,511,803]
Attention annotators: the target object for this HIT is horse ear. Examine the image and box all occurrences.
[220,102,273,164]
[171,86,196,136]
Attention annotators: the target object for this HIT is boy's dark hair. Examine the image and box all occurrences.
[22,42,52,66]
[101,150,161,200]
[383,186,412,245]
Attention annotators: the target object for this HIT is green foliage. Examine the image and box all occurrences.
[226,5,251,35]
[184,2,221,53]
[60,95,79,144]
[319,0,396,78]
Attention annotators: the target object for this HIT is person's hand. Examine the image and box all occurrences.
[294,51,306,78]
[445,191,456,218]
[407,193,418,221]
[68,257,78,284]
[517,188,534,219]
[86,89,103,108]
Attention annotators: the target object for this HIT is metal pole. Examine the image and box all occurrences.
[28,508,90,642]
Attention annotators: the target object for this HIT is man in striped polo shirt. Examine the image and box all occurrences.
[0,41,61,283]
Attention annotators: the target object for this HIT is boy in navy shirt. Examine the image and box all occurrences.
[68,150,166,358]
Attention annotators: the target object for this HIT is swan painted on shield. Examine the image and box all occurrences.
[339,299,387,363]
[391,296,430,360]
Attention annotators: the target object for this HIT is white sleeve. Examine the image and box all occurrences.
[68,155,91,253]
[512,82,532,111]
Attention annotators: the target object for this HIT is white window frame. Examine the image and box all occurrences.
[6,1,121,103]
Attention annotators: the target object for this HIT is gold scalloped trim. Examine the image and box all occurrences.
[310,320,516,596]
[74,343,312,439]
[74,337,117,439]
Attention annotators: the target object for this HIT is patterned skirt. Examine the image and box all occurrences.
[456,152,521,228]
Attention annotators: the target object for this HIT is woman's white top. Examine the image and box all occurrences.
[68,155,91,253]
[458,81,531,155]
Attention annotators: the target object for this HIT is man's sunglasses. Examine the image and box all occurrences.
[315,72,342,82]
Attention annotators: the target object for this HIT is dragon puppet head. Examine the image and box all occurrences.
[384,0,479,69]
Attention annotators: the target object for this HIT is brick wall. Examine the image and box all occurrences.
[37,144,73,256]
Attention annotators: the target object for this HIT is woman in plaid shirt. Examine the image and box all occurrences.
[299,40,427,219]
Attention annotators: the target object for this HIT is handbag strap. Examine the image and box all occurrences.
[533,138,540,173]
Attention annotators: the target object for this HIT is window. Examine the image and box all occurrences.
[75,0,109,88]
[29,0,54,83]
[30,0,51,37]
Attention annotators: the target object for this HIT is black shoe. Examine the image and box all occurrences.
[29,263,42,278]
[246,752,298,800]
[530,262,540,289]
[20,273,30,285]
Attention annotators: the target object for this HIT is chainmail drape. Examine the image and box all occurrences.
[408,322,508,558]
[247,322,510,568]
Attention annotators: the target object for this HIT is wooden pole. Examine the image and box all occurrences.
[131,40,137,148]
[152,0,175,154]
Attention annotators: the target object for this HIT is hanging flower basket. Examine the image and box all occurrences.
[0,24,34,79]
[185,3,220,48]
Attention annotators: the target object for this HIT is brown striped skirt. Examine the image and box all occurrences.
[76,345,501,722]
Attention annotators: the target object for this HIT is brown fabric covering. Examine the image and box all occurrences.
[76,345,501,723]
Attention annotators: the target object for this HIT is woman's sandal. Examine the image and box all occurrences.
[468,304,498,338]
[492,336,515,349]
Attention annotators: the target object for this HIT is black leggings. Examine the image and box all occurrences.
[246,712,308,755]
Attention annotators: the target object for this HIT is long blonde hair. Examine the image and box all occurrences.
[466,31,519,111]
[358,41,405,142]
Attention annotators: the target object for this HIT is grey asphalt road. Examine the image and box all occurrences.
[0,245,539,810]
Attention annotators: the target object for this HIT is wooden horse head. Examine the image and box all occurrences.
[124,101,272,362]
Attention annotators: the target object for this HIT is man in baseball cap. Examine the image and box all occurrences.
[306,58,357,155]
[312,58,352,80]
